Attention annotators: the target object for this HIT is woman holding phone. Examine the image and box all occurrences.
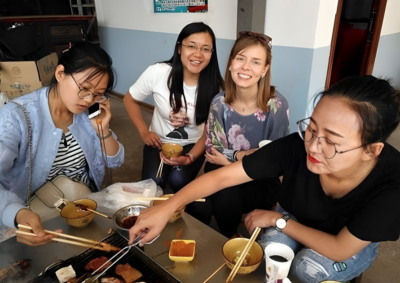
[124,22,224,192]
[0,42,124,246]
[129,76,400,282]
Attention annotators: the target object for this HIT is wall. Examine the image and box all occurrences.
[264,0,338,132]
[372,0,400,89]
[95,0,237,104]
[237,0,266,34]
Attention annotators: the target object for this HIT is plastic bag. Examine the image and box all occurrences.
[87,179,163,213]
[0,92,9,109]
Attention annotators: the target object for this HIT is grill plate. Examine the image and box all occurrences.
[29,232,180,283]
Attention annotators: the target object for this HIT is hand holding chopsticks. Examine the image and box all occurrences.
[16,224,120,252]
[225,227,261,283]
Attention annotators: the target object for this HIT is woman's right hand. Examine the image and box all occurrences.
[15,209,62,247]
[140,130,163,149]
[128,201,176,247]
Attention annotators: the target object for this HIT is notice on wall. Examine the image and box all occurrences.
[154,0,208,13]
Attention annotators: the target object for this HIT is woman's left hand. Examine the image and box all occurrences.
[90,99,112,134]
[205,148,231,166]
[160,152,191,166]
[244,209,283,235]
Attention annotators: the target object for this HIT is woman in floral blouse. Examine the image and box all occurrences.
[190,31,290,237]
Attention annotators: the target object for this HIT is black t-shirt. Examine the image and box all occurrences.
[242,133,400,242]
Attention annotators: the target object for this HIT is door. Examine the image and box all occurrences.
[325,0,387,88]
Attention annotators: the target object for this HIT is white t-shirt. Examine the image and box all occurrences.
[129,63,204,146]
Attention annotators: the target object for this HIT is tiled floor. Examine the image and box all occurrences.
[109,96,400,283]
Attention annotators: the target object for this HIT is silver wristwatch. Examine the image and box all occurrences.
[275,214,290,232]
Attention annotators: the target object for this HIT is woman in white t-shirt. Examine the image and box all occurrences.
[124,22,224,191]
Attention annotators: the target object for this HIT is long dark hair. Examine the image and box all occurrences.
[315,75,400,149]
[50,42,116,94]
[163,22,224,125]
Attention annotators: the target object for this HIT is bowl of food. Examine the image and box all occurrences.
[169,240,196,262]
[113,204,148,231]
[222,238,264,274]
[60,199,97,228]
[162,143,183,159]
[151,194,185,223]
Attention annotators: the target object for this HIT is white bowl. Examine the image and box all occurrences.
[259,140,272,148]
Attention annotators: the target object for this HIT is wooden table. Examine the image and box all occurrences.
[0,212,268,283]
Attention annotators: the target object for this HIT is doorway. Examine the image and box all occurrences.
[325,0,387,88]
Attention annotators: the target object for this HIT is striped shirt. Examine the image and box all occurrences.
[47,131,91,186]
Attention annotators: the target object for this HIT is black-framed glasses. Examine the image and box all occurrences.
[238,31,272,47]
[71,74,109,103]
[179,42,214,54]
[296,117,364,159]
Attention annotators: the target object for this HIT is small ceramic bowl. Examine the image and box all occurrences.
[113,204,148,231]
[60,199,97,228]
[169,240,196,262]
[222,238,264,274]
[259,140,272,148]
[162,143,183,159]
[151,194,185,223]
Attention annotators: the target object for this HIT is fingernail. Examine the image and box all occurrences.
[37,231,45,237]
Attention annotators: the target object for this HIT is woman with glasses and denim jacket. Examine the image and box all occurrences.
[129,75,400,282]
[188,32,290,238]
[124,22,224,192]
[0,42,124,246]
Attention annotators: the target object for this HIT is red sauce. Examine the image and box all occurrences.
[120,215,138,229]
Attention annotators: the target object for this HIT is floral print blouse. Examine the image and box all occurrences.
[206,90,290,161]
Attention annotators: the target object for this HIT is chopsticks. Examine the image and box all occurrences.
[203,263,226,283]
[136,196,206,202]
[156,160,164,178]
[225,227,261,283]
[53,195,112,219]
[16,224,120,252]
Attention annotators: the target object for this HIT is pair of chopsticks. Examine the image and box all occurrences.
[16,224,120,252]
[156,160,164,178]
[225,227,261,283]
[136,196,206,202]
[53,195,112,219]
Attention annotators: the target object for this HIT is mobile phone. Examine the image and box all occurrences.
[88,103,101,119]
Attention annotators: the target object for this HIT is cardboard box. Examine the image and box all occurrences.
[0,53,58,99]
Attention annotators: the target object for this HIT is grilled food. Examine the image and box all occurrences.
[115,263,142,283]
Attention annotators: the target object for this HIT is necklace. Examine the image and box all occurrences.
[236,95,246,111]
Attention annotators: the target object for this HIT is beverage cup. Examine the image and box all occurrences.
[265,243,295,281]
[259,140,272,148]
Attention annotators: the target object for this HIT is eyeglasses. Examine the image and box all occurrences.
[71,74,109,103]
[179,43,213,54]
[297,117,364,159]
[238,31,272,47]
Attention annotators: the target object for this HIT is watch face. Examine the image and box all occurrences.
[276,218,287,229]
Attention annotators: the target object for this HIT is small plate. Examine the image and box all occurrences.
[169,240,196,262]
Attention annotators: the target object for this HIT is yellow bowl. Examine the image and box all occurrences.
[162,143,183,159]
[222,238,264,275]
[152,194,185,223]
[169,240,196,262]
[60,199,97,228]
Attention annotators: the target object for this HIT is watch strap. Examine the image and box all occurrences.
[275,214,290,232]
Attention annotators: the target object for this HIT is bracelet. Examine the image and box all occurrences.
[233,150,239,161]
[185,153,195,162]
[99,129,113,140]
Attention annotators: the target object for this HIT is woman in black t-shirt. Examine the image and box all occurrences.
[128,75,400,282]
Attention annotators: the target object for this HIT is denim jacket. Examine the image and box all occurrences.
[0,87,125,228]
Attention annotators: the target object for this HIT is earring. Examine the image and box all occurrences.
[261,74,265,78]
[229,67,232,71]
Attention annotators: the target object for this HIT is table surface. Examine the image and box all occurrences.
[0,212,267,283]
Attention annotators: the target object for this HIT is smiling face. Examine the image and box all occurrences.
[55,66,109,114]
[305,96,367,176]
[230,44,269,91]
[179,32,213,76]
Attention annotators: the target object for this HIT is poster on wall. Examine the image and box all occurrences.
[154,0,208,13]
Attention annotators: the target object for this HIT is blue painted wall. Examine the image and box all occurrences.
[99,26,234,105]
[99,26,319,132]
[373,32,400,89]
